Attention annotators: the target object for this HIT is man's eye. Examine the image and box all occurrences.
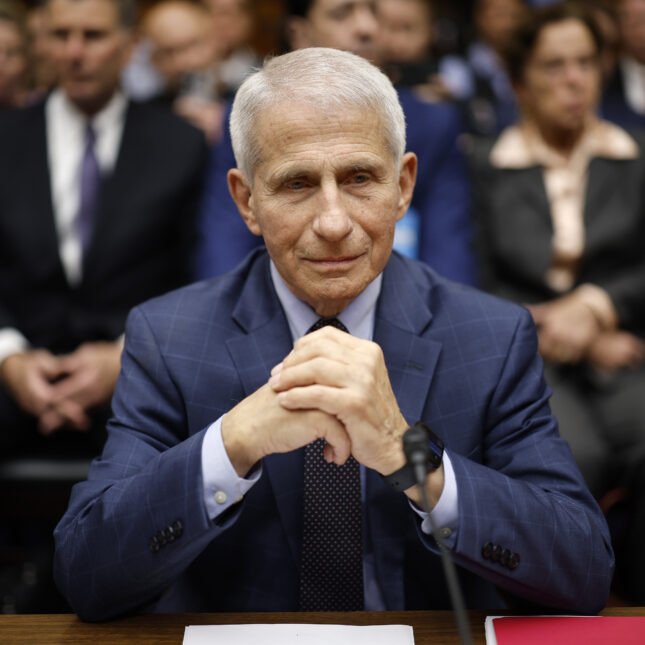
[286,180,308,190]
[351,173,370,184]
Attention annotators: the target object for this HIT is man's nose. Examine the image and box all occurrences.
[63,34,86,60]
[354,5,378,39]
[313,183,353,241]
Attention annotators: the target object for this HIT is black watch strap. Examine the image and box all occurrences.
[382,423,444,492]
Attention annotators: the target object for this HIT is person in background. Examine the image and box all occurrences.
[54,46,612,622]
[195,0,476,286]
[470,1,645,602]
[461,0,527,137]
[600,0,645,130]
[25,0,58,98]
[0,0,31,108]
[141,0,224,143]
[205,0,258,99]
[0,0,206,458]
[376,0,471,102]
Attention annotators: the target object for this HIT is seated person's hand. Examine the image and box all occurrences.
[0,349,87,434]
[527,292,602,364]
[270,326,444,507]
[221,381,351,478]
[586,330,645,372]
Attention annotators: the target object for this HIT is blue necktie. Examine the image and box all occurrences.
[299,317,364,611]
[77,124,100,255]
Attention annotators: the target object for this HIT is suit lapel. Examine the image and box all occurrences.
[16,104,65,281]
[225,254,304,563]
[368,254,443,608]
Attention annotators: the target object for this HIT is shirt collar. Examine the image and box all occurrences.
[49,87,127,138]
[490,118,639,169]
[269,260,383,342]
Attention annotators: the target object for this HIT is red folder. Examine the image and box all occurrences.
[486,615,645,645]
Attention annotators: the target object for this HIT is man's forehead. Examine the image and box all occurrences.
[310,0,375,16]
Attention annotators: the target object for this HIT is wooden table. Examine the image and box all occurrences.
[0,607,642,644]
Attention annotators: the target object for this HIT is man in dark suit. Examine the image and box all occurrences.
[195,0,475,286]
[54,47,612,622]
[0,0,206,454]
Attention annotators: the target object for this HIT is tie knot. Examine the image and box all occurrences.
[307,317,348,334]
[85,123,96,147]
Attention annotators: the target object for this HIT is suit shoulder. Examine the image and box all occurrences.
[394,254,532,326]
[127,99,205,147]
[0,102,44,143]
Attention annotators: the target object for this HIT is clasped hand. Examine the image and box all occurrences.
[0,341,123,435]
[222,326,408,478]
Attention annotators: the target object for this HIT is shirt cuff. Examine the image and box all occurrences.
[201,416,262,520]
[409,450,458,548]
[0,328,29,366]
[575,284,618,331]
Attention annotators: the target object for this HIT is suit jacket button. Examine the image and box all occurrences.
[482,542,493,559]
[500,548,511,566]
[509,553,520,569]
[149,537,160,553]
[491,544,501,563]
[171,520,183,537]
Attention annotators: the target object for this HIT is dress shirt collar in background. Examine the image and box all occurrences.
[269,260,382,342]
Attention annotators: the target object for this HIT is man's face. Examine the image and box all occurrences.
[517,19,600,135]
[0,20,28,105]
[377,0,432,63]
[144,2,216,91]
[48,0,134,114]
[618,0,645,64]
[289,0,379,62]
[228,102,416,317]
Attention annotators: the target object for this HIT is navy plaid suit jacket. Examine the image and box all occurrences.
[54,250,613,621]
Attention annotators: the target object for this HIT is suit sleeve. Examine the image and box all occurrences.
[425,308,614,613]
[53,305,238,621]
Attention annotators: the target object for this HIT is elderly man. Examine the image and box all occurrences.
[54,48,612,622]
[195,0,475,286]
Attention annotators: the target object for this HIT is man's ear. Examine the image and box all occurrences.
[286,16,312,51]
[227,168,262,236]
[396,152,418,221]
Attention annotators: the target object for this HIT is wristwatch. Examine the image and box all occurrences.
[382,422,444,492]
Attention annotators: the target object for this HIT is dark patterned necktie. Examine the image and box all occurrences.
[299,317,364,611]
[77,124,100,255]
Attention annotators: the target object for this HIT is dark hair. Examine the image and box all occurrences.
[286,0,313,18]
[503,1,603,85]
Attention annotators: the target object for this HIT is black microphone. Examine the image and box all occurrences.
[403,426,473,645]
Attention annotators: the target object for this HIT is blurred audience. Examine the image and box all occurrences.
[141,0,224,142]
[25,0,58,97]
[600,0,645,129]
[376,0,471,101]
[195,0,476,286]
[0,0,206,459]
[461,0,527,136]
[0,0,31,107]
[205,0,258,98]
[470,1,645,602]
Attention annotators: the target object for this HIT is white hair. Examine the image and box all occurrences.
[229,47,407,182]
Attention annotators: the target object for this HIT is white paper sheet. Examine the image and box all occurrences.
[183,623,415,644]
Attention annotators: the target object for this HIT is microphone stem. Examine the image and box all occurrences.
[413,461,473,645]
